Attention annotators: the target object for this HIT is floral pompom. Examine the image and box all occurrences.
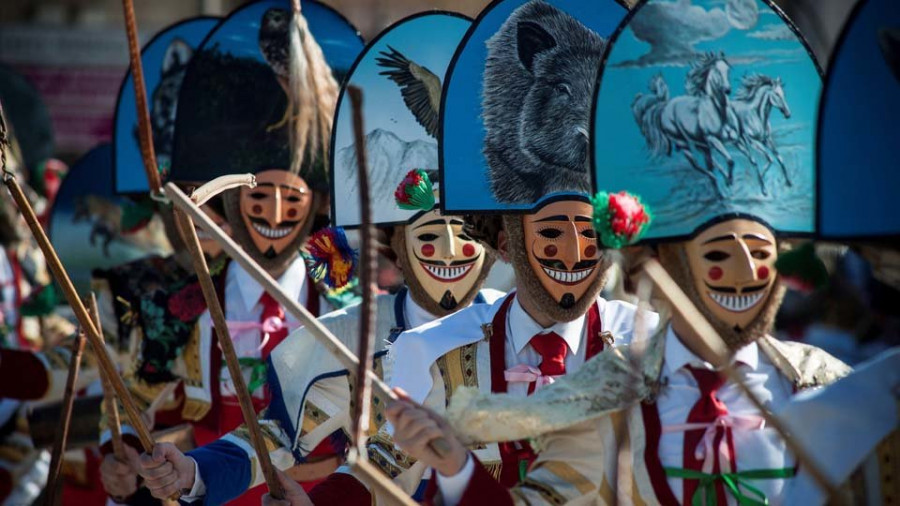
[775,242,828,293]
[394,169,435,211]
[304,227,357,289]
[167,282,207,323]
[590,191,652,249]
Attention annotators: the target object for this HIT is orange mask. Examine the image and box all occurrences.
[684,219,778,331]
[522,200,601,309]
[238,170,312,258]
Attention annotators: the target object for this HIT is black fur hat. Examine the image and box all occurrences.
[170,47,327,191]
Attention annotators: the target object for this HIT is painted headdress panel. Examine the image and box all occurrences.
[330,12,472,228]
[48,144,172,296]
[818,0,900,239]
[592,0,821,241]
[440,0,629,214]
[169,0,363,190]
[113,17,219,195]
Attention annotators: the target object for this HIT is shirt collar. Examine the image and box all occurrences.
[507,294,585,356]
[403,291,439,329]
[664,324,759,374]
[232,255,308,312]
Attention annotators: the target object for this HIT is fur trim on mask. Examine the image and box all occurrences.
[223,188,320,279]
[391,225,496,318]
[502,214,610,323]
[657,243,786,352]
[463,214,504,253]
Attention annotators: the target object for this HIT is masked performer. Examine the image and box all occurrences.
[390,1,854,504]
[135,13,506,504]
[274,2,660,503]
[96,7,363,504]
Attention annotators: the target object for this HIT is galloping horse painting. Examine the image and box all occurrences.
[592,0,821,240]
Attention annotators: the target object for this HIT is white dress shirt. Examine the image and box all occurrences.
[403,291,440,330]
[215,256,311,399]
[657,325,795,505]
[437,296,592,503]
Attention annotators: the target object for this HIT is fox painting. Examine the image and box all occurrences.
[481,0,605,204]
[144,38,193,175]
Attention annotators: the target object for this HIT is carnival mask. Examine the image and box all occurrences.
[238,170,312,258]
[522,199,601,309]
[684,219,777,331]
[403,209,486,311]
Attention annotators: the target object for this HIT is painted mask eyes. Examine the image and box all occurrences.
[417,233,439,241]
[704,250,730,261]
[538,228,563,239]
[579,228,597,239]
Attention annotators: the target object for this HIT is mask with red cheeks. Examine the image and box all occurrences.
[684,219,778,331]
[522,199,602,309]
[404,209,487,311]
[238,169,312,258]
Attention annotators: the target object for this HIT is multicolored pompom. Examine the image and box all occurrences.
[303,227,357,289]
[590,191,652,249]
[394,169,435,211]
[775,242,829,293]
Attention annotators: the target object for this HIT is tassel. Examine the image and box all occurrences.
[303,226,357,289]
[394,169,435,211]
[775,242,828,293]
[591,191,651,249]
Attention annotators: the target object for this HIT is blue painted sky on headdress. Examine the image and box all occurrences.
[207,0,361,69]
[332,13,470,228]
[441,0,628,213]
[114,18,218,195]
[818,0,900,238]
[592,0,820,241]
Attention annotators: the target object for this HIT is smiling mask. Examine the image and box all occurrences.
[660,218,786,351]
[224,169,317,277]
[504,197,610,323]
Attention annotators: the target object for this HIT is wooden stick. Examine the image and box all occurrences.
[2,175,155,451]
[347,86,377,454]
[45,331,85,506]
[120,0,161,193]
[88,294,125,460]
[173,208,284,499]
[347,450,417,506]
[641,257,839,499]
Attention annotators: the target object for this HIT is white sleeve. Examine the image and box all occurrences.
[179,458,207,502]
[437,453,475,506]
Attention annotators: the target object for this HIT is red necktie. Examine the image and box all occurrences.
[528,332,568,394]
[259,292,288,357]
[683,366,729,505]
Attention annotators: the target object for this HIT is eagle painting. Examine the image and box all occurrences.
[376,46,442,138]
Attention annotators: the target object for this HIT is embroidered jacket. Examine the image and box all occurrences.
[445,325,852,505]
[182,288,504,505]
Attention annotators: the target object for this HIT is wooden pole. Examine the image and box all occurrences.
[2,175,155,452]
[45,331,85,506]
[88,294,125,460]
[347,86,377,454]
[173,208,284,499]
[641,257,839,499]
[120,0,161,194]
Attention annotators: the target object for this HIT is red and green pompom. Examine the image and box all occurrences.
[394,169,435,211]
[303,227,357,290]
[590,191,652,249]
[775,242,829,293]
